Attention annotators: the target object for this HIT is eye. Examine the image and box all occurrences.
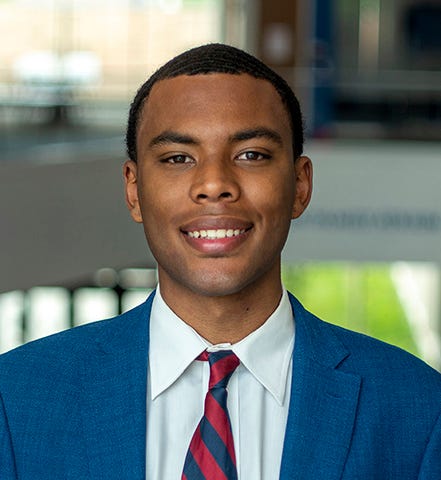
[162,154,193,164]
[236,151,271,161]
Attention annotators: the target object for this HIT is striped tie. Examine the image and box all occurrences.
[182,349,240,480]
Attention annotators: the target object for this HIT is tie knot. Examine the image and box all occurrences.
[198,350,240,390]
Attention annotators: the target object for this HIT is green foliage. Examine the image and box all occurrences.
[282,263,419,357]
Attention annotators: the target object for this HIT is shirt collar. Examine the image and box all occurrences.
[149,287,294,405]
[149,286,209,400]
[230,289,294,405]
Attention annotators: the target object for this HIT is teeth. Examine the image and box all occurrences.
[187,228,246,239]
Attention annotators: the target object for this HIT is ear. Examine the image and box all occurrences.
[292,155,313,219]
[123,160,143,223]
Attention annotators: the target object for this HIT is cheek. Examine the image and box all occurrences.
[138,184,183,243]
[139,175,170,213]
[255,173,296,216]
[137,188,165,234]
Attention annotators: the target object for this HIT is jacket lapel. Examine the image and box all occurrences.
[80,293,154,479]
[280,294,361,480]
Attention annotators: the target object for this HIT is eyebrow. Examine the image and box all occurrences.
[229,127,283,146]
[149,131,198,148]
[148,126,284,149]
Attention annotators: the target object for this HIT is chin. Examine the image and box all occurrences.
[184,270,262,298]
[158,257,280,299]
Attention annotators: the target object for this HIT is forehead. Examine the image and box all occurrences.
[137,73,292,145]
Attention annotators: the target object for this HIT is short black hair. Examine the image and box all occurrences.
[126,43,304,162]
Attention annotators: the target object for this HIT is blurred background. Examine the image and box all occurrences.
[1,0,440,369]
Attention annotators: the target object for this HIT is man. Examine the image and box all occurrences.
[0,44,440,479]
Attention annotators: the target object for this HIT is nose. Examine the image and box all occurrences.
[190,159,240,203]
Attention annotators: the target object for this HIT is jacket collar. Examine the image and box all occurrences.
[279,293,361,479]
[80,292,154,479]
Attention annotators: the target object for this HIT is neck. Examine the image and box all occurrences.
[158,274,283,344]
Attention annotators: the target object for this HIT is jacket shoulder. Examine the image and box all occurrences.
[329,317,441,386]
[0,298,150,385]
[289,292,441,393]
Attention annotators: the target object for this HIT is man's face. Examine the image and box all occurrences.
[124,73,312,299]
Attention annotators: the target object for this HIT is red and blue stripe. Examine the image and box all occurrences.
[182,350,240,480]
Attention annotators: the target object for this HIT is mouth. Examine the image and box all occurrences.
[186,228,248,239]
[180,220,253,254]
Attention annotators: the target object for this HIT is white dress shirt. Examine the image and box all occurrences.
[146,287,294,479]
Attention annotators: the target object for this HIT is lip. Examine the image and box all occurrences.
[180,216,253,255]
[180,216,253,232]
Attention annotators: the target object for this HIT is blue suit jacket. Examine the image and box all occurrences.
[1,291,440,479]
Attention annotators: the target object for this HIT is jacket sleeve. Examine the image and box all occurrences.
[418,411,441,480]
[0,393,17,479]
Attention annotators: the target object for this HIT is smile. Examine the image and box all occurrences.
[186,229,246,239]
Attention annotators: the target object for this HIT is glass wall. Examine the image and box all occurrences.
[0,0,224,131]
[333,0,441,137]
